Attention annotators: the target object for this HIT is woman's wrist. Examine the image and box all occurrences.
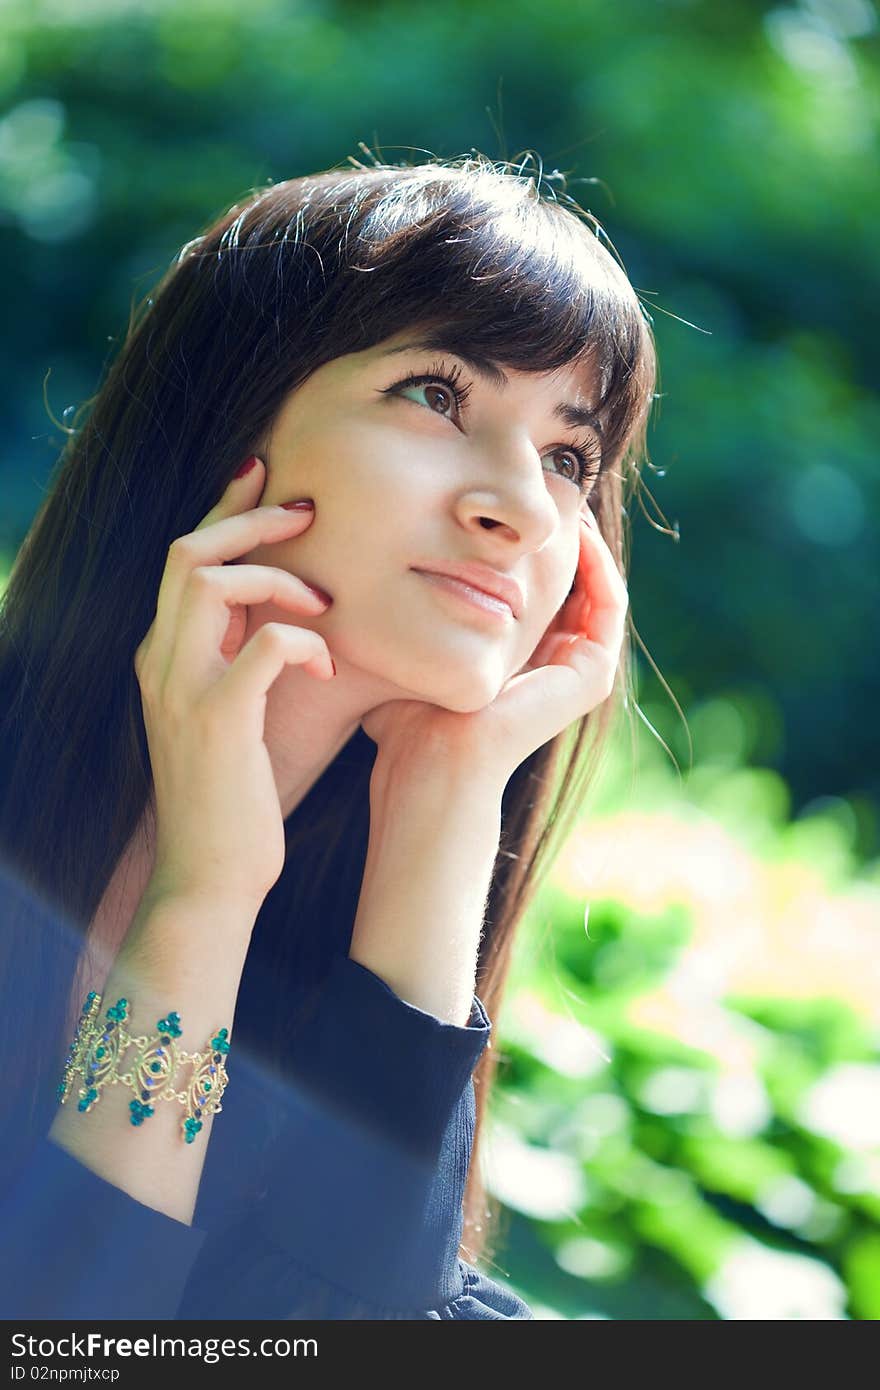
[108,881,259,1011]
[351,763,504,1026]
[368,745,506,818]
[136,871,265,937]
[50,888,254,1225]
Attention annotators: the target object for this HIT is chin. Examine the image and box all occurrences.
[391,663,501,714]
[435,671,506,714]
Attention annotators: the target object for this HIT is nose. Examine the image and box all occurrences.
[458,431,560,546]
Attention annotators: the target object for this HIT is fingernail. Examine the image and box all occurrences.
[234,455,261,479]
[305,581,332,605]
[281,499,315,510]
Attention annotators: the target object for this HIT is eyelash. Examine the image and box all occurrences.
[381,357,603,495]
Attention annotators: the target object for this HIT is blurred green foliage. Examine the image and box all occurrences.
[1,0,877,1319]
[494,711,880,1319]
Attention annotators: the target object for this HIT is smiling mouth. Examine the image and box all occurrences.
[413,570,514,621]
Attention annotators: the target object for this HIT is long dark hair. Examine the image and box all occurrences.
[0,150,657,1278]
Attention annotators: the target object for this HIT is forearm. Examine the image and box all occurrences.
[349,766,504,1027]
[48,886,258,1226]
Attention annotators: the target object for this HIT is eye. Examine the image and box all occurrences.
[547,438,603,496]
[381,358,473,418]
[380,358,603,496]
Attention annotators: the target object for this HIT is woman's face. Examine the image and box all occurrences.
[249,327,603,713]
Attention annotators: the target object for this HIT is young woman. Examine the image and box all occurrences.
[0,151,656,1319]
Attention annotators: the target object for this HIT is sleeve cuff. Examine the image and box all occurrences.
[248,952,492,1309]
[292,952,492,1160]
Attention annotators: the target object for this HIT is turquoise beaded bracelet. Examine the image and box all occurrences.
[56,991,231,1144]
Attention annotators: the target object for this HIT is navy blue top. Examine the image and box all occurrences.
[0,950,533,1320]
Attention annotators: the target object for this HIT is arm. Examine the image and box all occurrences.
[2,953,532,1321]
[0,880,259,1320]
[48,881,259,1227]
[177,766,531,1319]
[1,786,532,1320]
[177,953,533,1320]
[217,767,532,1319]
[348,759,505,1027]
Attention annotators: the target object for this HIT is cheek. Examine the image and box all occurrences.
[529,575,577,656]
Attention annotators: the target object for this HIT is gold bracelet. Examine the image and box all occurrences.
[57,992,231,1144]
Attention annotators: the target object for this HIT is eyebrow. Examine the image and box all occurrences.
[381,337,604,439]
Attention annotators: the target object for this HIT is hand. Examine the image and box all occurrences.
[359,508,629,791]
[133,458,336,915]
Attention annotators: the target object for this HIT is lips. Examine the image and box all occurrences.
[410,562,524,619]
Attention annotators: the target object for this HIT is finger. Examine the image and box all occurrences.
[195,455,269,531]
[146,497,316,673]
[576,513,629,651]
[497,644,616,745]
[143,456,269,668]
[214,621,335,721]
[166,563,330,702]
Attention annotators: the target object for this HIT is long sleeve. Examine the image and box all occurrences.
[0,953,533,1320]
[0,1137,208,1319]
